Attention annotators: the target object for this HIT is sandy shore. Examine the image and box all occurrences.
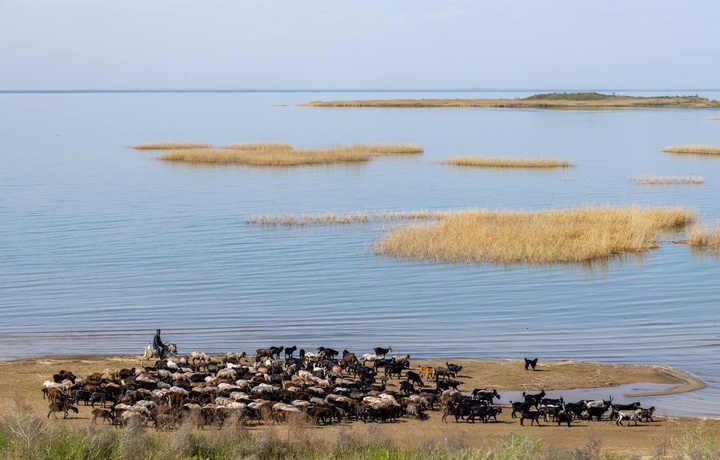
[0,355,713,456]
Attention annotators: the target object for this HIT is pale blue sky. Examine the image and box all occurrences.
[1,0,718,90]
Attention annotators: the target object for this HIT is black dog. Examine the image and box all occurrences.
[524,358,538,371]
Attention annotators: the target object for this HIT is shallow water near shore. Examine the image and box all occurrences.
[1,89,719,416]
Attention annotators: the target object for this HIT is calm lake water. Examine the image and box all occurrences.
[1,90,719,416]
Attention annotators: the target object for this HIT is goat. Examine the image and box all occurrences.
[418,366,434,381]
[434,367,455,382]
[391,354,411,368]
[47,399,79,419]
[317,347,339,359]
[190,351,208,366]
[472,389,500,403]
[91,408,113,424]
[556,410,573,427]
[587,405,609,421]
[384,361,405,379]
[639,406,656,422]
[520,410,543,426]
[399,380,415,395]
[445,362,462,374]
[616,409,643,426]
[523,390,546,405]
[540,396,564,406]
[406,370,424,388]
[373,346,392,358]
[284,346,297,359]
[510,401,536,418]
[524,358,538,371]
[612,402,641,411]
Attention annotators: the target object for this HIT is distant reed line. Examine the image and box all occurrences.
[663,145,720,155]
[442,156,574,168]
[630,176,704,185]
[246,210,452,226]
[132,142,423,166]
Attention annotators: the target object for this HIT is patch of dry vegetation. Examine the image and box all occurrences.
[132,142,212,150]
[157,143,422,166]
[443,156,574,168]
[374,206,696,265]
[246,210,450,226]
[630,176,704,185]
[663,145,720,155]
[686,223,720,249]
[302,93,720,109]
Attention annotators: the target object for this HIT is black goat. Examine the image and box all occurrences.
[472,389,500,403]
[523,390,546,405]
[556,410,573,427]
[318,347,339,359]
[284,346,297,359]
[446,362,462,374]
[510,401,536,418]
[406,370,424,388]
[520,410,543,426]
[373,346,392,358]
[524,358,538,371]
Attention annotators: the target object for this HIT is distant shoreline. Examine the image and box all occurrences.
[302,92,720,109]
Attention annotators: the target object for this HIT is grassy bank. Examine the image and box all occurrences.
[443,156,574,168]
[662,145,720,155]
[630,176,704,185]
[374,206,695,265]
[2,406,718,460]
[301,93,720,109]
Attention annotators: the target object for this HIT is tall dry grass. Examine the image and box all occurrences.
[374,206,696,264]
[686,223,720,249]
[159,143,423,166]
[132,142,212,150]
[159,147,371,166]
[662,145,720,155]
[630,176,704,185]
[443,156,574,168]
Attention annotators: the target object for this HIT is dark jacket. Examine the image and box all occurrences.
[153,334,165,350]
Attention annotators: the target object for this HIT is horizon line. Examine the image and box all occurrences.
[1,88,719,95]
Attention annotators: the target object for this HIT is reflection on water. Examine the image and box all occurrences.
[1,90,719,416]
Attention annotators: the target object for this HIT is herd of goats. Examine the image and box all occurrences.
[41,345,658,430]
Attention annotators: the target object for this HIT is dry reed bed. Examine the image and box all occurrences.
[374,206,696,265]
[132,142,213,150]
[686,223,720,249]
[630,176,704,185]
[443,156,574,168]
[246,210,453,226]
[662,145,720,155]
[155,143,423,166]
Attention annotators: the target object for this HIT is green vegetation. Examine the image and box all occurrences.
[2,405,711,460]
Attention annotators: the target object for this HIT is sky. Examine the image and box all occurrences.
[0,0,718,90]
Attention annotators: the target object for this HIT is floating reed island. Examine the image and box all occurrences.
[374,206,696,265]
[135,142,423,166]
[685,223,720,250]
[301,92,720,109]
[442,156,574,168]
[662,145,720,155]
[629,176,704,185]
